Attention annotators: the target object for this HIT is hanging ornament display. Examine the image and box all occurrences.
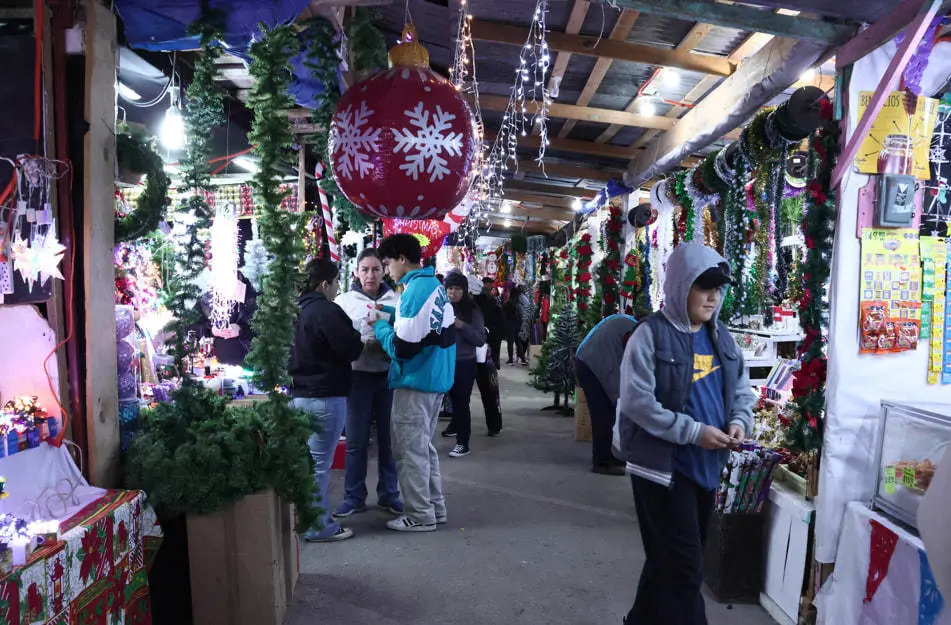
[382,218,452,259]
[209,203,241,331]
[329,24,478,221]
[599,204,623,317]
[574,233,593,316]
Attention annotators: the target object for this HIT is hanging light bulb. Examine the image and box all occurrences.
[661,69,680,88]
[160,86,186,151]
[800,67,816,82]
[639,99,657,117]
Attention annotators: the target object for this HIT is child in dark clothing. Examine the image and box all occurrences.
[615,242,754,625]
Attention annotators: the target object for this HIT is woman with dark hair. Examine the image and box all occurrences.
[441,271,486,457]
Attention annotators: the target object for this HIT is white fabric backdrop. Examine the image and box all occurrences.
[0,443,106,523]
[817,41,951,563]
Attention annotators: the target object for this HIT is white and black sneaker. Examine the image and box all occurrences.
[386,516,436,532]
[449,444,471,458]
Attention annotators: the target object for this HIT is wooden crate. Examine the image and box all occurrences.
[575,387,592,442]
[187,490,299,625]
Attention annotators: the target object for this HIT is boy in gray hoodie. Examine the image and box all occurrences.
[616,242,754,625]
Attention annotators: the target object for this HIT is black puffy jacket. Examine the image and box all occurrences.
[288,291,364,398]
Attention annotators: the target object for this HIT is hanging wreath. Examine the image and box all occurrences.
[115,131,171,243]
[741,107,783,167]
[783,115,838,453]
[599,204,623,317]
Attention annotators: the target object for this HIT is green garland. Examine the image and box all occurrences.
[245,23,306,393]
[784,121,838,453]
[165,17,224,379]
[345,8,389,75]
[673,170,697,242]
[720,152,750,322]
[741,107,782,167]
[115,130,170,243]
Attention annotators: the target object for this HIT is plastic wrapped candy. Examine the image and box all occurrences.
[117,340,136,375]
[115,306,135,340]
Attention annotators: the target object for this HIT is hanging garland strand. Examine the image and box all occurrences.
[244,23,319,530]
[574,233,594,318]
[245,24,306,394]
[784,117,838,453]
[115,130,170,243]
[673,170,697,242]
[165,17,225,380]
[721,151,750,322]
[600,204,623,317]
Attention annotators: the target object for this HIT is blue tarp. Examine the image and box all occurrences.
[115,0,335,109]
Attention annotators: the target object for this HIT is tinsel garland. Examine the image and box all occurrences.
[784,121,837,453]
[720,150,751,322]
[573,233,593,315]
[673,171,697,242]
[648,212,674,310]
[638,234,652,317]
[599,205,623,317]
[686,167,719,242]
[164,18,224,379]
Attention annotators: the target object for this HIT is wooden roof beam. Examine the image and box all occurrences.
[627,36,830,186]
[478,94,676,131]
[500,190,581,211]
[505,180,598,198]
[605,0,856,44]
[547,0,591,92]
[559,9,640,139]
[516,160,622,182]
[596,21,714,144]
[470,20,734,76]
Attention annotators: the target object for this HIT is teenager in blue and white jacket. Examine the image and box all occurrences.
[373,234,456,533]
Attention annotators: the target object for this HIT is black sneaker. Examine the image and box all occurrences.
[441,428,457,438]
[449,444,471,457]
[487,430,501,437]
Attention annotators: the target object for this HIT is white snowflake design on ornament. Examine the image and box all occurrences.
[331,101,382,180]
[393,103,463,183]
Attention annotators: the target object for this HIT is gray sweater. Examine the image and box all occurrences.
[454,306,486,361]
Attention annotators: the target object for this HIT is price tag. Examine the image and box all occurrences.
[884,466,896,494]
[903,466,916,488]
[16,200,27,215]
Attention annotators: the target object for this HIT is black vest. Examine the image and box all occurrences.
[618,312,742,484]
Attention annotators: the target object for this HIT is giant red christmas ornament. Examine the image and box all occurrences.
[382,219,452,260]
[329,24,478,221]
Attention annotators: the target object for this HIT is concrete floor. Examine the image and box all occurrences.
[286,362,776,625]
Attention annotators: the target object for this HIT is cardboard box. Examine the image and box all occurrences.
[187,490,299,625]
[575,387,592,442]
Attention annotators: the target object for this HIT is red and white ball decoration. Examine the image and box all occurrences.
[329,24,478,221]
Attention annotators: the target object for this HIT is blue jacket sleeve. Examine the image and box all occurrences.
[374,319,397,359]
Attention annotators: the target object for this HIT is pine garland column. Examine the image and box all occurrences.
[166,19,225,381]
[600,204,623,317]
[245,24,305,395]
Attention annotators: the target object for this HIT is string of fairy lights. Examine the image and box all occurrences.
[452,0,552,244]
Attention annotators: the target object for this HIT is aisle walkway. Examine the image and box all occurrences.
[286,363,776,625]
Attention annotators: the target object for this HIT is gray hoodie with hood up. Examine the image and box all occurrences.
[615,242,755,487]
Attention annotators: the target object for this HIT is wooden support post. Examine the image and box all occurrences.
[83,0,120,487]
[830,0,943,189]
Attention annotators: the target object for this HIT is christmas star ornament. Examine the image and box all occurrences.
[33,233,66,286]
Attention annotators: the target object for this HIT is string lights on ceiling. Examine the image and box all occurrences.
[455,0,552,244]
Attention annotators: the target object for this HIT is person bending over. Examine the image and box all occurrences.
[616,242,754,625]
[575,313,638,476]
[373,234,456,532]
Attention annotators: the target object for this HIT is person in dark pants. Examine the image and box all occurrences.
[615,242,754,625]
[441,271,486,457]
[332,248,403,519]
[574,314,638,476]
[476,276,505,370]
[472,277,503,436]
[502,284,519,364]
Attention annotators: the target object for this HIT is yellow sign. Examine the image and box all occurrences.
[855,91,939,180]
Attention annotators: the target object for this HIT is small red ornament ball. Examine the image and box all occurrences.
[329,63,477,221]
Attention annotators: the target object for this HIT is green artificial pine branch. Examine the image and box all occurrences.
[345,8,388,74]
[164,21,224,382]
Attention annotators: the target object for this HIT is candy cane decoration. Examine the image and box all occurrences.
[314,162,339,262]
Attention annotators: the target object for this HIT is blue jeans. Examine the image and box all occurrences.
[343,372,400,506]
[292,396,348,538]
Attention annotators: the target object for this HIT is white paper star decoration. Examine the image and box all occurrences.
[10,233,66,291]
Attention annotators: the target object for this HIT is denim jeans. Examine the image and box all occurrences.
[291,396,348,538]
[343,372,400,507]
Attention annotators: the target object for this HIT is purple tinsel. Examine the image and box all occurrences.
[896,15,944,97]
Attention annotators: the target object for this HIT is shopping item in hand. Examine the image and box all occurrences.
[715,443,781,515]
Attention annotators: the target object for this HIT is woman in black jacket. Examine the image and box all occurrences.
[441,272,486,458]
[288,259,364,542]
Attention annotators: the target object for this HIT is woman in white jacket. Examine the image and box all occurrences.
[332,248,404,519]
